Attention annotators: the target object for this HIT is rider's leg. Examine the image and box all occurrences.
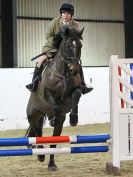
[26,55,48,92]
[79,66,93,94]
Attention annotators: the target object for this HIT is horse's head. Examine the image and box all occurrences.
[53,25,84,76]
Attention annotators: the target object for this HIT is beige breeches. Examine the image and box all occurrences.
[36,55,48,67]
[36,48,57,67]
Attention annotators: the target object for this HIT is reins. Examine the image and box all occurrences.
[30,46,54,61]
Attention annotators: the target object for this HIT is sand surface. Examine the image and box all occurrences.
[0,123,133,177]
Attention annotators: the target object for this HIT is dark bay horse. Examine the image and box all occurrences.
[26,26,84,171]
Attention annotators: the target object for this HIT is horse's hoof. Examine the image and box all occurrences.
[69,113,78,126]
[27,144,32,149]
[37,145,45,162]
[27,144,36,149]
[48,165,57,171]
[48,160,57,171]
[37,155,45,162]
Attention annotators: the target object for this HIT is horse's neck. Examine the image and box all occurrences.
[50,52,64,74]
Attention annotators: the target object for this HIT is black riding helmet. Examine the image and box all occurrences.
[59,3,74,16]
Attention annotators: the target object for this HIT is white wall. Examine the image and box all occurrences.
[0,67,110,131]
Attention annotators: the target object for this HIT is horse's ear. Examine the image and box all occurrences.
[61,24,70,37]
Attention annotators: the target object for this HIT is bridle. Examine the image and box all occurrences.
[61,38,81,66]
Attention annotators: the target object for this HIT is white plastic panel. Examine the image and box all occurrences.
[119,114,129,156]
[130,114,133,155]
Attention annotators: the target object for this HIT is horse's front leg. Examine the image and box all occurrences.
[45,90,59,113]
[44,90,60,126]
[70,88,81,126]
[26,111,45,162]
[48,115,66,171]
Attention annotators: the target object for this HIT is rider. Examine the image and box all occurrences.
[26,3,93,94]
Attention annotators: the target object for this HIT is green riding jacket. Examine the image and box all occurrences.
[42,17,79,57]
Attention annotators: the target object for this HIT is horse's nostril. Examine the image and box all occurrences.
[73,71,78,76]
[70,68,73,73]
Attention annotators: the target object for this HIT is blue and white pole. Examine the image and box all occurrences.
[0,146,109,156]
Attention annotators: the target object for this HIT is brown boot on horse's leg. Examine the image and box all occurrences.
[70,89,81,126]
[79,66,93,94]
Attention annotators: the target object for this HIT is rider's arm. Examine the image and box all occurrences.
[42,18,59,56]
[45,18,60,43]
[45,20,55,44]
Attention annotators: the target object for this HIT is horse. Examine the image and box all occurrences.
[26,25,84,171]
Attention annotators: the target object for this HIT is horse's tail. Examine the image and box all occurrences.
[24,126,31,137]
[25,115,47,137]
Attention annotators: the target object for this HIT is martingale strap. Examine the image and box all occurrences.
[48,67,67,99]
[49,68,65,79]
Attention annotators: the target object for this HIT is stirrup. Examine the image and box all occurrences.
[81,85,93,94]
[26,83,37,92]
[26,76,40,92]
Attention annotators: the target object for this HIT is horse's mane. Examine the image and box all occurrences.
[52,25,84,50]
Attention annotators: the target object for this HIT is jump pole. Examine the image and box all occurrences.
[0,134,110,146]
[0,146,109,156]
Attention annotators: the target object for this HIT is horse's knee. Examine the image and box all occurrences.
[27,115,44,136]
[72,89,81,103]
[52,115,65,135]
[54,117,64,126]
[73,89,81,97]
[52,105,60,114]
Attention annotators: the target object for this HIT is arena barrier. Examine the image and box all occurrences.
[0,134,110,156]
[106,55,133,176]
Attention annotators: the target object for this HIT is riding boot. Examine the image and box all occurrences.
[26,66,43,92]
[79,66,93,94]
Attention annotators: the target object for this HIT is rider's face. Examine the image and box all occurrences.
[61,11,72,22]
